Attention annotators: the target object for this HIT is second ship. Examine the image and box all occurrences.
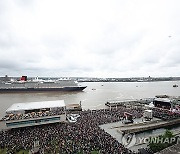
[0,76,87,93]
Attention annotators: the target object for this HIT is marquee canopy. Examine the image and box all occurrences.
[6,100,65,113]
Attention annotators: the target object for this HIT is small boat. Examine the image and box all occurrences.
[173,84,178,87]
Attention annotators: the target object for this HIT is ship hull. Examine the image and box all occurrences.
[0,86,87,93]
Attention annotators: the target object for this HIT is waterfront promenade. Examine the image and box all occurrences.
[0,107,142,154]
[117,118,180,134]
[1,104,180,153]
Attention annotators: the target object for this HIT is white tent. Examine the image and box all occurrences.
[6,100,65,114]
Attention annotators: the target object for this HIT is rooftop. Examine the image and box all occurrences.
[154,98,172,103]
[6,100,65,113]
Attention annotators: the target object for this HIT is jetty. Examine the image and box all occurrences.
[105,99,140,107]
[105,98,154,107]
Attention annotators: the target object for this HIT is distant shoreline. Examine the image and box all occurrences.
[78,80,180,82]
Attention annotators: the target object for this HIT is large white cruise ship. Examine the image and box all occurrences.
[0,76,87,93]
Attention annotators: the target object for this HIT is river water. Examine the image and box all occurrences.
[1,81,180,151]
[1,81,180,118]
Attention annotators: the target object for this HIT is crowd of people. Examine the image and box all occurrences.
[0,107,143,154]
[2,107,65,121]
[152,107,180,120]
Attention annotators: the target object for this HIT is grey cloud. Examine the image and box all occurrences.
[0,0,180,77]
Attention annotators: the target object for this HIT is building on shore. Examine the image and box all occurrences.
[3,100,66,129]
[153,98,173,109]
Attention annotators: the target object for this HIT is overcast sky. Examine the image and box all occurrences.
[0,0,180,78]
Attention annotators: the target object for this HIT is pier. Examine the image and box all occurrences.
[105,99,140,107]
[105,98,154,108]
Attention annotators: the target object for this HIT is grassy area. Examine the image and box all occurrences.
[91,151,100,154]
[0,149,28,154]
[17,150,29,154]
[0,149,7,154]
[148,129,176,153]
